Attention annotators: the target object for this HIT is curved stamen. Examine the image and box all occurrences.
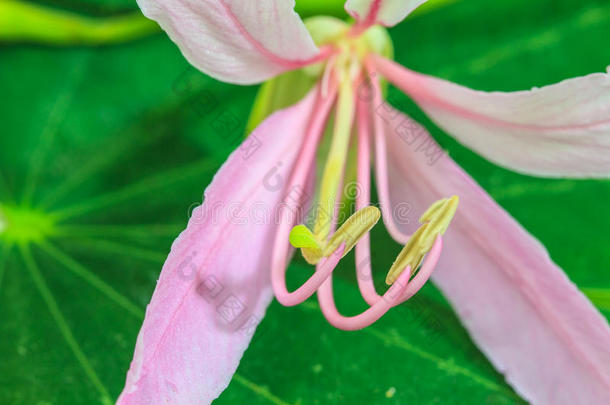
[354,91,441,307]
[271,83,338,306]
[353,69,457,309]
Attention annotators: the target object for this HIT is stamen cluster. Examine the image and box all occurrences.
[269,19,459,330]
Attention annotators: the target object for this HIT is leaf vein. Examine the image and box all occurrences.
[19,243,112,402]
[39,240,144,319]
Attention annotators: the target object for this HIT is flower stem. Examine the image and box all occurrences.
[0,1,158,45]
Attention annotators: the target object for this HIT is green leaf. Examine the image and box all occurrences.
[1,0,609,404]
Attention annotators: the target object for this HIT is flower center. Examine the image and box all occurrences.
[268,17,459,330]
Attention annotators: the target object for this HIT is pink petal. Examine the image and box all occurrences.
[117,91,318,404]
[376,104,610,404]
[345,0,428,28]
[137,0,323,84]
[372,56,610,178]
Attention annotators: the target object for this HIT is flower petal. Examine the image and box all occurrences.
[376,104,610,404]
[372,56,610,178]
[117,91,318,404]
[137,0,322,84]
[345,0,428,28]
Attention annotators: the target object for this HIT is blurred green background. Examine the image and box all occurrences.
[1,0,609,403]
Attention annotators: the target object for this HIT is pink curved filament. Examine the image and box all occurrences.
[271,82,341,306]
[364,63,412,245]
[354,96,383,306]
[317,236,444,330]
[317,261,413,331]
[275,243,345,307]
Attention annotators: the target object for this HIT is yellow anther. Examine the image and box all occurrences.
[386,226,426,285]
[386,196,459,285]
[290,206,381,265]
[420,195,459,238]
[323,206,380,257]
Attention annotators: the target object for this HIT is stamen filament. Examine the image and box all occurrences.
[317,263,413,331]
[313,70,355,241]
[278,243,345,307]
[365,63,412,245]
[354,96,381,306]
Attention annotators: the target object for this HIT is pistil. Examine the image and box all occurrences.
[312,58,356,241]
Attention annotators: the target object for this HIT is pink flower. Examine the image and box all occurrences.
[118,1,610,404]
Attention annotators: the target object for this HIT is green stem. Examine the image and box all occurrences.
[0,1,158,45]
